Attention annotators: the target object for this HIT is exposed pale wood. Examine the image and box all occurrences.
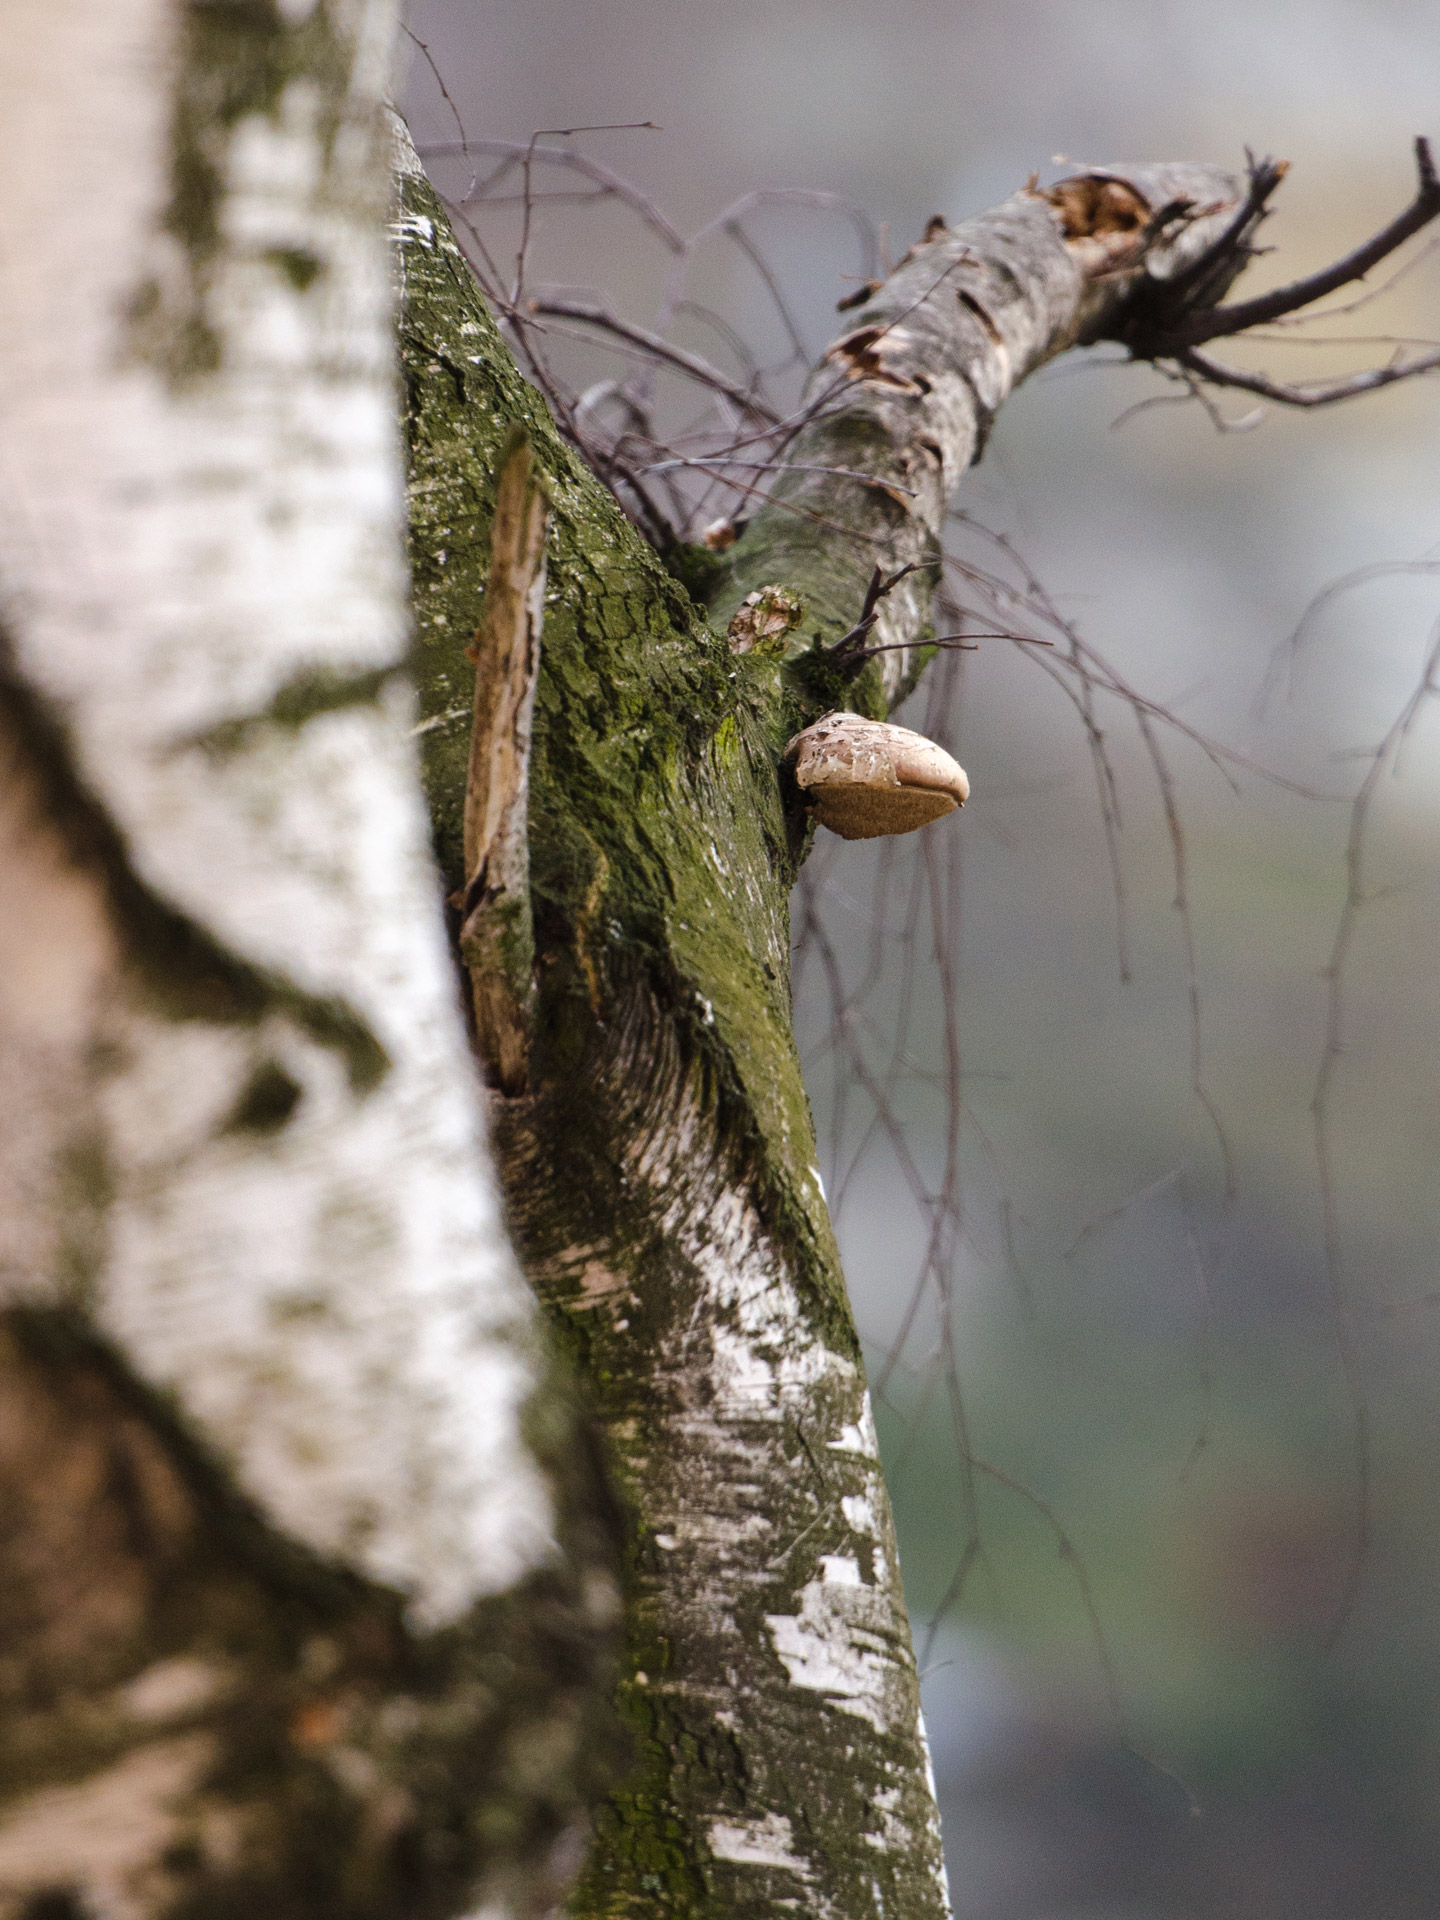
[459,432,548,1094]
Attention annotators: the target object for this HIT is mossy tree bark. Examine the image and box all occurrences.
[400,139,950,1920]
[0,5,618,1917]
[400,133,1264,1920]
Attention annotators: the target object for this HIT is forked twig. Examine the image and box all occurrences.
[1126,137,1440,414]
[1310,616,1440,1645]
[526,297,782,424]
[1177,137,1440,344]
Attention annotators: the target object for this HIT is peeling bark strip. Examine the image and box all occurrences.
[0,3,620,1913]
[398,144,952,1920]
[713,162,1247,704]
[460,431,548,1094]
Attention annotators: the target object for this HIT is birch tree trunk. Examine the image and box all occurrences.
[399,143,1253,1920]
[0,6,618,1918]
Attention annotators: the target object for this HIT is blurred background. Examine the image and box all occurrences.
[401,5,1440,1914]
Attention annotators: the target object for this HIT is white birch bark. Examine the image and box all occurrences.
[0,4,613,1913]
[1,0,546,1642]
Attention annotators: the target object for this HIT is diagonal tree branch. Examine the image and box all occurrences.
[709,161,1251,700]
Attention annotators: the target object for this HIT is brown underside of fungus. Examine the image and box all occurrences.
[785,712,970,840]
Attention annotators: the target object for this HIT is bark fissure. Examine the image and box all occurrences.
[0,644,391,1096]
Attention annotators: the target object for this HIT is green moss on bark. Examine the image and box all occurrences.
[399,161,950,1920]
[399,168,850,1348]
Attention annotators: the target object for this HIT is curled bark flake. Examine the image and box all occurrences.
[824,323,924,393]
[884,215,958,281]
[1045,173,1150,240]
[459,430,548,1095]
[1045,172,1222,284]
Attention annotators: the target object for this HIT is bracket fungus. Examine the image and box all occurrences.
[785,712,970,840]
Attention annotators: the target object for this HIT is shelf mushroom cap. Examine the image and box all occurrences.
[785,711,970,840]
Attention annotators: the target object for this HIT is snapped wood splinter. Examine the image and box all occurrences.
[785,711,970,840]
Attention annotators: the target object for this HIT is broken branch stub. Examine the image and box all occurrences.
[727,583,805,654]
[786,711,969,839]
[460,429,548,1093]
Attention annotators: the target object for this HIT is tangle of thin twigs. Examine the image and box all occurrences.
[407,68,1440,1714]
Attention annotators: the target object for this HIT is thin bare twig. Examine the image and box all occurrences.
[1310,616,1440,1646]
[1264,235,1440,326]
[1152,148,1290,313]
[401,25,474,182]
[1135,707,1237,1201]
[1176,136,1440,344]
[525,297,782,423]
[1065,1169,1182,1263]
[1177,1219,1218,1485]
[1177,340,1440,409]
[1257,555,1440,715]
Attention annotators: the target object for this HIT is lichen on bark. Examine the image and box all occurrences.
[127,0,363,381]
